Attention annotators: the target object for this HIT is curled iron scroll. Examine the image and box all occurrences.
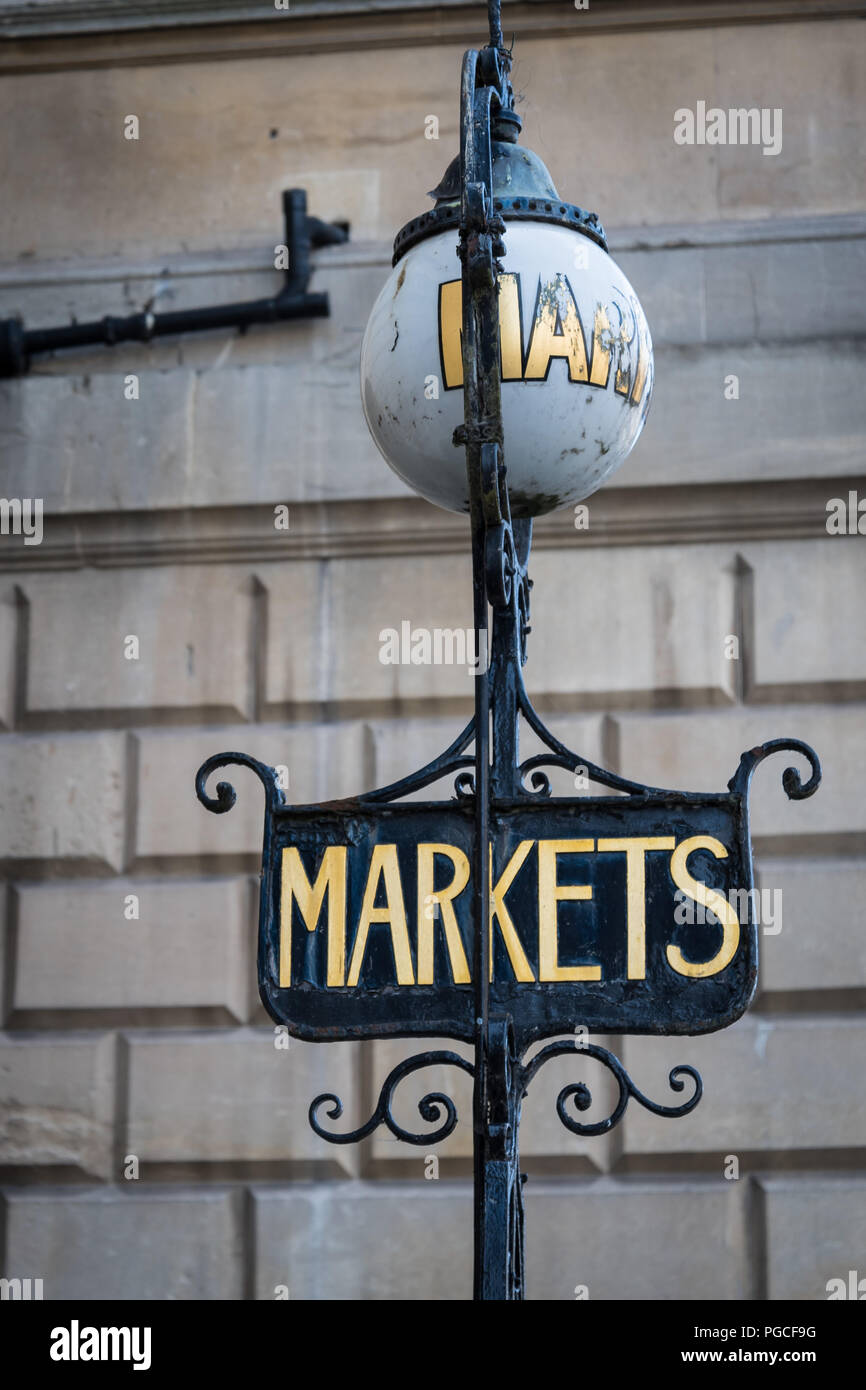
[728,738,822,801]
[195,751,286,815]
[361,717,476,806]
[519,1041,702,1138]
[310,1050,475,1147]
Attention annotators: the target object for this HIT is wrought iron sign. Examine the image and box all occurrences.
[195,1,821,1301]
[196,760,814,1048]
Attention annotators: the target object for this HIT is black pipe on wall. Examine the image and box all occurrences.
[0,189,347,378]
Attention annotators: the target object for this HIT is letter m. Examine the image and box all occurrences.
[729,108,760,144]
[434,629,465,666]
[0,1278,22,1299]
[101,1328,129,1361]
[729,887,760,924]
[280,846,347,988]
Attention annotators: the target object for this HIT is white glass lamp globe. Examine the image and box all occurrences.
[360,146,653,518]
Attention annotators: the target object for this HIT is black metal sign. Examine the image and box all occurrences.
[261,798,756,1048]
[196,740,816,1057]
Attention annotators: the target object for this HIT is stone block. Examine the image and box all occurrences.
[760,1176,866,1301]
[756,857,866,996]
[253,1182,472,1301]
[620,1015,866,1157]
[22,567,255,722]
[0,1032,114,1179]
[134,721,366,864]
[1,1187,243,1300]
[614,706,865,847]
[0,733,126,873]
[125,1028,358,1172]
[13,877,252,1021]
[0,584,17,729]
[741,539,866,701]
[524,1177,748,1300]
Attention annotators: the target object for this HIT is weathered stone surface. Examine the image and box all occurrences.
[710,20,864,219]
[13,878,252,1020]
[0,1032,114,1179]
[261,553,475,713]
[756,857,866,995]
[620,1016,866,1157]
[263,545,736,714]
[0,371,193,513]
[0,733,126,872]
[0,23,861,259]
[1,1188,243,1300]
[613,706,864,845]
[614,343,866,493]
[125,1028,358,1171]
[0,584,16,729]
[134,721,366,863]
[22,567,256,721]
[760,1176,866,1301]
[524,1177,749,1301]
[529,545,736,707]
[2,342,863,513]
[617,233,866,349]
[253,1182,472,1301]
[741,539,866,701]
[252,1176,747,1300]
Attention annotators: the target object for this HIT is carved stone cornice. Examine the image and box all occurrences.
[1,1,862,74]
[0,478,853,573]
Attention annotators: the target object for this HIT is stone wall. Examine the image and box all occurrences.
[1,1,864,1300]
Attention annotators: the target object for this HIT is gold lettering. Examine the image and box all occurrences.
[439,279,463,389]
[416,843,471,984]
[440,274,523,389]
[630,315,650,405]
[537,839,599,981]
[280,846,347,988]
[667,836,739,978]
[524,275,589,382]
[612,295,637,398]
[489,840,535,982]
[597,837,675,980]
[498,273,523,380]
[589,303,612,387]
[347,844,415,986]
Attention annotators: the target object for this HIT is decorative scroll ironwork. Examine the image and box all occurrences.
[728,738,822,801]
[194,720,821,822]
[195,751,286,814]
[519,1041,702,1139]
[360,718,476,806]
[309,1051,474,1147]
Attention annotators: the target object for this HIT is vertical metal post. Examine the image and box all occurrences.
[459,45,495,1298]
[470,512,492,1299]
[458,4,526,1298]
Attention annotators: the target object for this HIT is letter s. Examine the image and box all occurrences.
[667,836,739,978]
